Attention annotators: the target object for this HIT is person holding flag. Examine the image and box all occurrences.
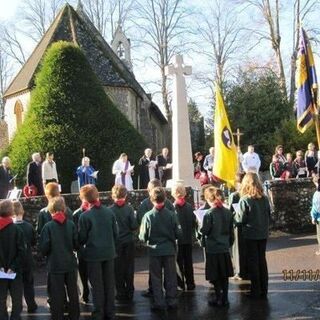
[212,85,238,187]
[296,27,318,139]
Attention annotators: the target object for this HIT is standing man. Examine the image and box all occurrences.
[156,148,172,187]
[27,153,44,195]
[203,147,215,183]
[42,152,58,188]
[0,157,13,199]
[76,157,97,189]
[242,145,261,174]
[138,149,158,189]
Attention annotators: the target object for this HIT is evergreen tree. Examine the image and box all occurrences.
[188,99,205,153]
[7,41,146,191]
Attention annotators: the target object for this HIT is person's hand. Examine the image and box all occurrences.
[312,219,316,225]
[7,269,14,274]
[0,268,4,272]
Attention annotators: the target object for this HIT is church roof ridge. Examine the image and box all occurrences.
[4,5,72,98]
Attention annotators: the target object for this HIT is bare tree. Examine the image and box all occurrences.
[82,0,135,39]
[19,0,65,42]
[240,0,287,96]
[197,0,244,89]
[289,0,320,104]
[0,47,11,118]
[134,0,190,118]
[0,25,26,66]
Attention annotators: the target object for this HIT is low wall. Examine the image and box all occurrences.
[20,188,194,228]
[266,178,314,233]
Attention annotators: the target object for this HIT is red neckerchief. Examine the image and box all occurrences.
[175,197,186,207]
[0,217,13,230]
[89,199,101,209]
[52,212,66,224]
[115,198,126,207]
[213,200,223,208]
[81,201,90,212]
[155,203,165,210]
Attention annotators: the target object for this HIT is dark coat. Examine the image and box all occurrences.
[0,166,13,199]
[138,156,159,189]
[27,161,44,195]
[156,154,172,185]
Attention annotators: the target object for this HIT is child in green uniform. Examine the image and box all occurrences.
[239,172,270,299]
[139,187,181,312]
[0,200,25,320]
[110,185,138,302]
[201,187,234,307]
[73,199,90,304]
[39,196,80,320]
[172,183,197,291]
[12,201,38,313]
[137,179,174,297]
[79,185,118,320]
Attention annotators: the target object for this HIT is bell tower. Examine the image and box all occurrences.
[111,24,133,71]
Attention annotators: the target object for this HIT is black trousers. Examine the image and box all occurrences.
[177,244,195,289]
[48,271,79,320]
[87,260,115,320]
[22,269,37,309]
[78,258,89,301]
[115,242,135,299]
[0,274,23,320]
[245,239,268,297]
[212,278,229,303]
[149,255,177,308]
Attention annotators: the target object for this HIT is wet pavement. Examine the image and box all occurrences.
[21,232,320,319]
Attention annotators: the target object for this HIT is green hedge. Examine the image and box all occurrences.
[8,41,146,191]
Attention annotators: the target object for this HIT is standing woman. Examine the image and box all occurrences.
[138,149,158,189]
[112,153,134,191]
[42,152,58,188]
[274,145,286,164]
[305,143,318,177]
[0,157,13,199]
[239,172,270,299]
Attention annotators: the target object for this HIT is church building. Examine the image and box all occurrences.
[3,4,168,151]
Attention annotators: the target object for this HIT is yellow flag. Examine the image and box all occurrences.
[213,85,238,187]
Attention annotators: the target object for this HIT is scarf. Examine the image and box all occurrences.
[81,201,90,212]
[0,217,13,230]
[89,199,101,209]
[52,212,66,224]
[155,203,165,211]
[213,199,223,208]
[175,197,186,207]
[121,161,129,186]
[115,198,126,207]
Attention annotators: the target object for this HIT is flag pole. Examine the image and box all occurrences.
[313,86,320,150]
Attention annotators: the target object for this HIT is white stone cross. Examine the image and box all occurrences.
[165,55,199,188]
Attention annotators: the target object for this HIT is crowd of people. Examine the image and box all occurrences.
[269,143,318,180]
[0,169,271,319]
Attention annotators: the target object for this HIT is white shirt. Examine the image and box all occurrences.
[42,160,58,182]
[242,152,261,173]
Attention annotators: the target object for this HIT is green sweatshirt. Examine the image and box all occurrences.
[137,197,174,225]
[0,223,25,273]
[36,206,73,235]
[14,220,36,271]
[79,206,118,261]
[200,207,234,254]
[39,219,78,273]
[174,202,197,245]
[109,204,138,244]
[139,207,181,256]
[239,195,270,240]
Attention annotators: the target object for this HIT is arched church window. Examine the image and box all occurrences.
[117,42,125,58]
[14,100,23,127]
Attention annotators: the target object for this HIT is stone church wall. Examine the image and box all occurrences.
[0,120,9,151]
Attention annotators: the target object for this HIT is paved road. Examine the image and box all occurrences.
[20,232,320,319]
